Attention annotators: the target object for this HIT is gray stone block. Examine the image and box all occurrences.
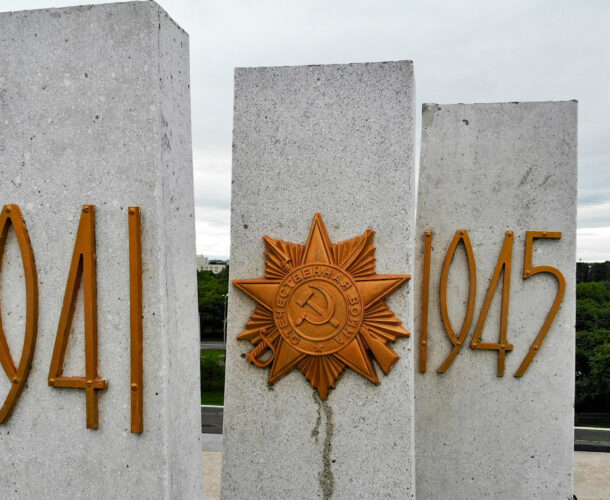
[0,2,201,498]
[414,101,577,499]
[224,62,417,499]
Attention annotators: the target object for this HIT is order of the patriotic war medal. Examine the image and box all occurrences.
[233,213,410,399]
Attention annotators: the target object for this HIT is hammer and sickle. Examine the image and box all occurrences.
[295,285,339,327]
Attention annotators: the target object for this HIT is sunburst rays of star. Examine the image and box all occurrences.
[233,213,410,399]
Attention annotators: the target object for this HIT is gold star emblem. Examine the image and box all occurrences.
[233,213,410,399]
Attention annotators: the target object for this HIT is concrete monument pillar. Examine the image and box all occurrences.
[414,101,577,498]
[224,62,417,499]
[0,2,201,497]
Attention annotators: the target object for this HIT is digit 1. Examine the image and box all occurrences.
[0,205,38,423]
[514,231,565,377]
[128,207,143,433]
[437,230,477,373]
[419,231,432,372]
[48,205,107,429]
[470,231,514,376]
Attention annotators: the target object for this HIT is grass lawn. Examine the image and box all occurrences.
[202,390,225,406]
[201,348,225,405]
[575,414,610,428]
[201,349,226,364]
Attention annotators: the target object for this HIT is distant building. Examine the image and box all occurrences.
[197,255,228,274]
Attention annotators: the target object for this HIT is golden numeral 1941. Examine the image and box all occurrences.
[0,204,142,432]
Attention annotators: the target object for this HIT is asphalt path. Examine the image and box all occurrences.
[201,405,223,434]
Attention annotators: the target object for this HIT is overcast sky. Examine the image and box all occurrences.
[5,0,610,261]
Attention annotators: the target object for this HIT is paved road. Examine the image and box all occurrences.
[201,341,226,350]
[201,406,223,434]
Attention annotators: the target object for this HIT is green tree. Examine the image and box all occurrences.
[198,267,229,340]
[575,277,610,412]
[590,343,610,409]
[576,281,610,331]
[576,262,590,283]
[590,261,610,282]
[576,330,610,412]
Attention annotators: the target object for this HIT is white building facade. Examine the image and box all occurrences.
[197,255,228,274]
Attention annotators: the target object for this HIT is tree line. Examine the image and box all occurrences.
[576,261,610,412]
[198,267,229,341]
[577,261,610,283]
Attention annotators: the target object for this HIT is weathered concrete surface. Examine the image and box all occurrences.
[0,2,201,498]
[415,102,577,498]
[224,62,416,499]
[203,451,222,500]
[574,451,610,500]
[204,450,610,500]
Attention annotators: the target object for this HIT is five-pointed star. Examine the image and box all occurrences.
[233,213,410,399]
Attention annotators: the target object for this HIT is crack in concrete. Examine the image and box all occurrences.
[312,390,335,499]
[311,390,322,442]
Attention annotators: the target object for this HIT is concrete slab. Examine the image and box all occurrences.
[202,433,223,452]
[415,102,577,498]
[0,2,201,497]
[203,451,222,500]
[574,451,610,500]
[224,61,417,499]
[203,450,610,500]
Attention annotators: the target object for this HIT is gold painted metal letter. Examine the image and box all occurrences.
[0,205,38,423]
[48,205,107,429]
[470,231,514,376]
[437,230,476,373]
[129,207,143,433]
[514,231,565,377]
[419,231,432,373]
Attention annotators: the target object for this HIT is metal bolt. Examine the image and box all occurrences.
[425,231,432,237]
[5,206,11,214]
[12,376,19,384]
[459,230,465,236]
[525,270,531,276]
[131,383,138,392]
[86,379,93,387]
[83,207,89,213]
[48,378,55,386]
[128,208,135,215]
